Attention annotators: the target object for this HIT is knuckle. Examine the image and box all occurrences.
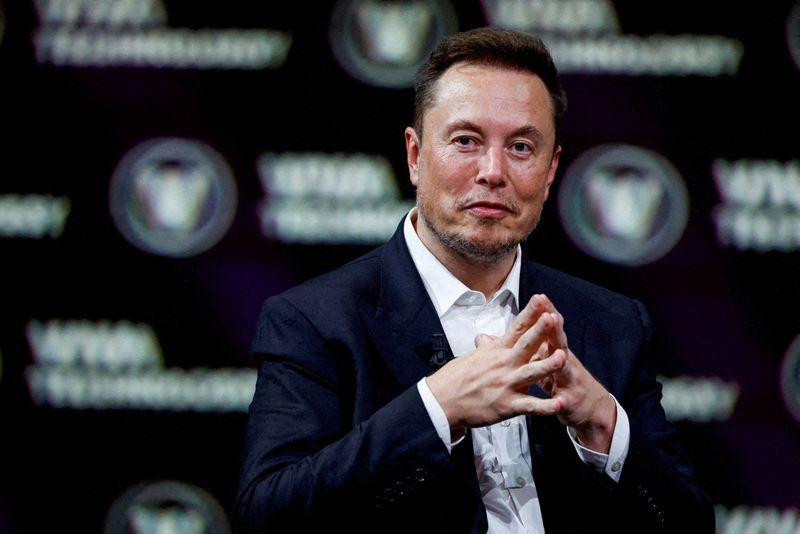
[524,360,541,377]
[524,364,537,381]
[511,321,526,336]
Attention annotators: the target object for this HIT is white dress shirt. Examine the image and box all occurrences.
[403,210,630,533]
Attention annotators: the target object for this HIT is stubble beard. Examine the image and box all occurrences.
[417,197,538,266]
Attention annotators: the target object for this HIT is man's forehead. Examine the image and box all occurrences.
[426,63,551,117]
[426,62,555,133]
[433,61,545,95]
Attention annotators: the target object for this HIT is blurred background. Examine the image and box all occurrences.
[0,0,798,532]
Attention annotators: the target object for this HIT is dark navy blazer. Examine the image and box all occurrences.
[234,222,714,533]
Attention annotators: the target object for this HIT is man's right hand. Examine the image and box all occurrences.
[425,294,566,436]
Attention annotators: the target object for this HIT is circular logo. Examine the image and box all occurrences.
[557,143,689,266]
[104,480,231,534]
[781,335,800,425]
[109,138,238,258]
[329,0,458,88]
[788,1,800,71]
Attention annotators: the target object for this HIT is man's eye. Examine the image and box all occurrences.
[512,142,532,153]
[455,136,474,146]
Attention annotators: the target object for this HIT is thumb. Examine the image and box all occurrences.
[474,333,497,348]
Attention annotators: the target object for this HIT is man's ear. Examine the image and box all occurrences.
[543,144,562,201]
[405,127,421,187]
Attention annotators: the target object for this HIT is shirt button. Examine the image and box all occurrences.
[516,477,526,486]
[611,461,622,472]
[500,420,511,427]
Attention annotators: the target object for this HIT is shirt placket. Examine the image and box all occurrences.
[474,297,534,511]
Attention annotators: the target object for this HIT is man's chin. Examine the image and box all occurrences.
[450,233,521,263]
[420,212,523,262]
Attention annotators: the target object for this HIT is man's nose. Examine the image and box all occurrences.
[476,146,506,187]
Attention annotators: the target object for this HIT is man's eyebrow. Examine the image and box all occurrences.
[445,119,483,135]
[509,125,545,144]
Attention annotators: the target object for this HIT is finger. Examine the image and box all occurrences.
[544,349,569,392]
[514,311,555,354]
[474,333,497,348]
[502,294,547,346]
[552,349,581,382]
[547,318,568,351]
[509,393,562,416]
[514,350,566,385]
[528,340,549,362]
[536,295,569,350]
[536,293,555,312]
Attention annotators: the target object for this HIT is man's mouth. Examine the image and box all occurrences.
[463,200,515,219]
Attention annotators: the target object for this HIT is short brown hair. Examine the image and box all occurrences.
[413,27,567,150]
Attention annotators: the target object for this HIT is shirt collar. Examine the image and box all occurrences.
[403,209,521,318]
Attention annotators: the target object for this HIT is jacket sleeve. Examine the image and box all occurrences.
[568,298,715,532]
[530,296,714,533]
[232,295,457,532]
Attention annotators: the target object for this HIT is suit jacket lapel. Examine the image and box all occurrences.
[358,223,489,526]
[358,223,449,390]
[356,223,486,529]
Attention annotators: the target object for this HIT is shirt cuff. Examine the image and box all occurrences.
[417,378,465,453]
[566,395,630,482]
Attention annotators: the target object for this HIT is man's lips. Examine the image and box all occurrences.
[463,201,514,219]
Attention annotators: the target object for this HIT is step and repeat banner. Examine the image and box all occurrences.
[1,0,799,532]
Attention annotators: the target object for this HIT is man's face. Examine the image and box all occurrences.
[406,62,561,264]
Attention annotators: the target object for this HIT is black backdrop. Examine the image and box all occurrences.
[1,1,799,532]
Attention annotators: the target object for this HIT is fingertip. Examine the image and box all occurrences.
[474,333,495,347]
[542,349,565,372]
[538,396,562,416]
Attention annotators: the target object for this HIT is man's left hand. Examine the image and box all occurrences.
[532,294,617,454]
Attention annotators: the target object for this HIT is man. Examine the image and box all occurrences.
[234,27,713,533]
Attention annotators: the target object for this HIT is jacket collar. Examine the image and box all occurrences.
[357,219,450,389]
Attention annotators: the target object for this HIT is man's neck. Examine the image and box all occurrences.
[413,213,516,300]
